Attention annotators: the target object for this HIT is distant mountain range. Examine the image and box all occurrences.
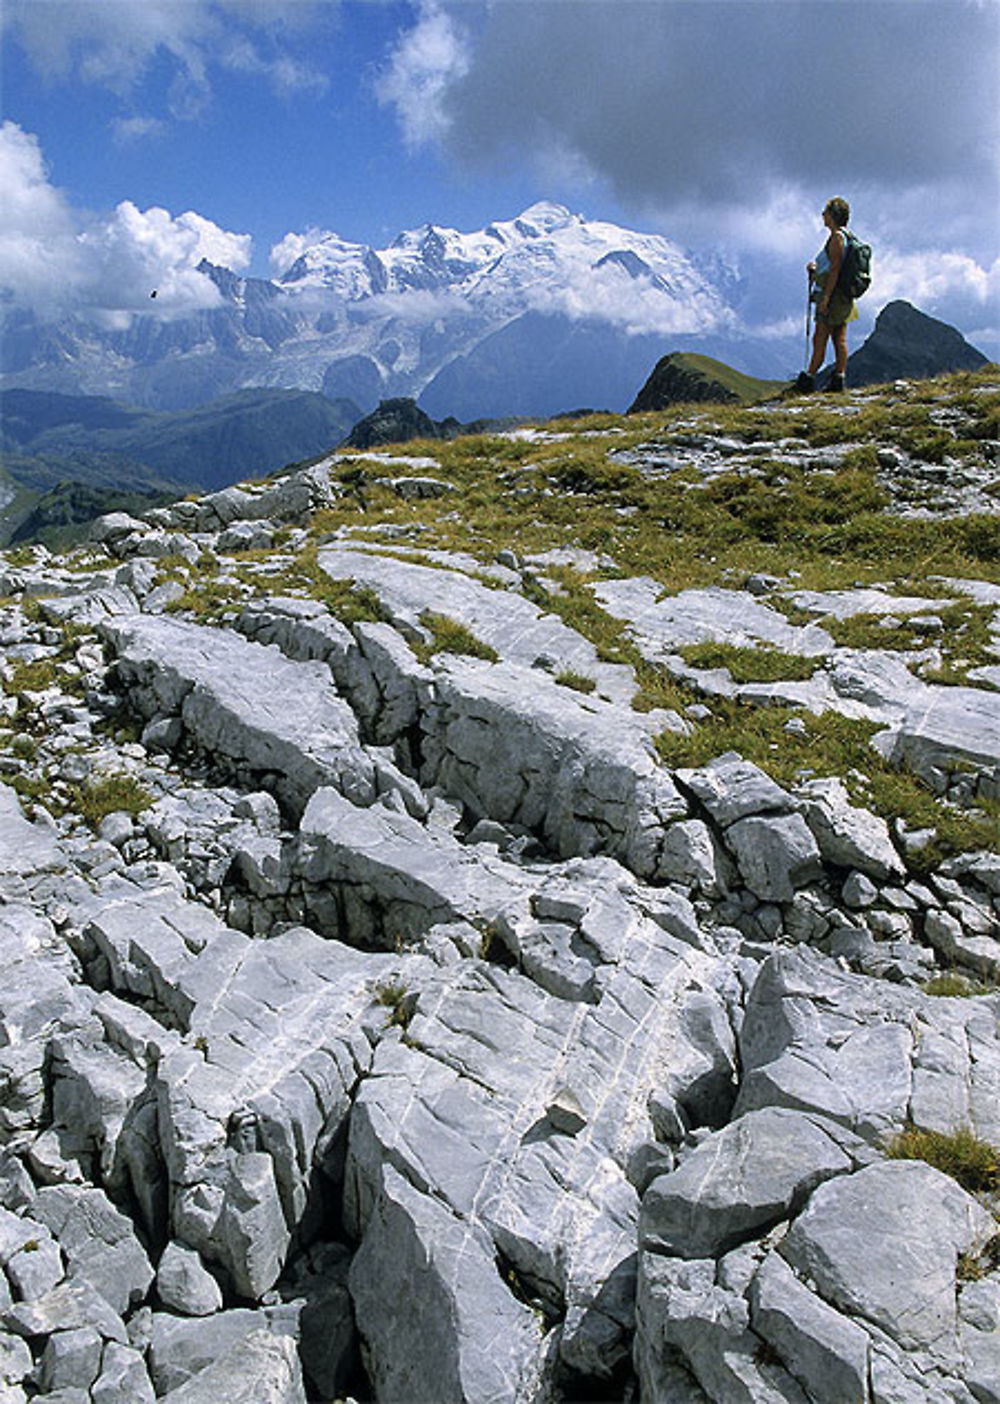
[0,387,360,546]
[5,203,991,428]
[3,294,990,546]
[1,202,763,419]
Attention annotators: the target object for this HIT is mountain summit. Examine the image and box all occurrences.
[274,201,728,329]
[846,300,990,386]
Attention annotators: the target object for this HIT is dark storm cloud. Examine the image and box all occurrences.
[428,0,998,215]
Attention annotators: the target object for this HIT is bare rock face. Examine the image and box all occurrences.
[1,444,999,1404]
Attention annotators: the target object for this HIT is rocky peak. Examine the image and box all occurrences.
[628,351,740,411]
[847,299,989,386]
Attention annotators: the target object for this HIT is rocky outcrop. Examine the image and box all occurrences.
[1,440,999,1403]
[341,398,443,450]
[846,300,990,388]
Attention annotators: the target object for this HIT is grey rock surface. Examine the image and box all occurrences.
[155,1242,223,1317]
[3,442,1000,1404]
[90,1342,155,1404]
[29,1186,153,1317]
[157,1328,307,1404]
[780,1159,995,1352]
[0,784,65,877]
[318,542,635,701]
[725,813,823,902]
[349,1162,543,1404]
[101,614,376,817]
[420,655,689,879]
[748,1251,871,1404]
[734,947,1000,1145]
[797,776,905,880]
[640,1108,858,1259]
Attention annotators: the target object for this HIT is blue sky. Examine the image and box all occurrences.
[2,0,999,355]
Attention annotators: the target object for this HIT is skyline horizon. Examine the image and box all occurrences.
[2,1,998,363]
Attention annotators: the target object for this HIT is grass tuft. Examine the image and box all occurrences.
[555,670,597,694]
[885,1125,1000,1195]
[72,773,153,829]
[374,979,413,1029]
[678,642,822,684]
[413,611,499,664]
[923,973,995,998]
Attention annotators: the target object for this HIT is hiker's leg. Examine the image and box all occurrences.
[808,321,830,375]
[832,324,849,375]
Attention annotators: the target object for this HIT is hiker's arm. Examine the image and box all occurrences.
[819,234,844,312]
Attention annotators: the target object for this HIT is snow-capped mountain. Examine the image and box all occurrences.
[277,201,730,325]
[1,203,771,419]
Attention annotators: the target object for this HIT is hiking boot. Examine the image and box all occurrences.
[794,371,815,393]
[824,371,846,393]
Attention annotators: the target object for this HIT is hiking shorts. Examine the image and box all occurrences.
[817,287,859,328]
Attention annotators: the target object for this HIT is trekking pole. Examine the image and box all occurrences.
[804,271,813,369]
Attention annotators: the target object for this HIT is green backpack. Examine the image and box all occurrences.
[839,231,872,299]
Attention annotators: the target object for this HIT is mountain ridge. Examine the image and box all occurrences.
[1,203,744,416]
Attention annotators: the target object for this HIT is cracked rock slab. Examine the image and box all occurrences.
[420,655,688,880]
[734,947,1000,1146]
[639,1108,861,1259]
[317,543,634,701]
[349,1162,544,1404]
[102,615,376,817]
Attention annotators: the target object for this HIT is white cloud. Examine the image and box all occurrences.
[111,115,168,146]
[171,209,252,272]
[4,0,334,124]
[0,121,252,319]
[269,227,338,277]
[375,0,471,148]
[376,0,999,345]
[869,247,1000,314]
[3,0,215,95]
[524,265,735,339]
[76,201,252,315]
[0,120,87,307]
[221,32,329,98]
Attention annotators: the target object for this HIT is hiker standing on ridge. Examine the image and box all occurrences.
[797,197,859,393]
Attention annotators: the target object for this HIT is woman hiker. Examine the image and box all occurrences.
[796,196,858,393]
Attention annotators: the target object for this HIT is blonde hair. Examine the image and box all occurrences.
[825,197,851,228]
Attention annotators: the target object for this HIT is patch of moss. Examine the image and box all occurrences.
[923,973,995,998]
[315,578,388,627]
[654,699,1000,866]
[374,979,413,1029]
[4,658,60,694]
[828,601,996,681]
[555,669,597,694]
[71,772,153,829]
[165,579,245,622]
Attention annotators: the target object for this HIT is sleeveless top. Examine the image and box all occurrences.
[812,230,847,300]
